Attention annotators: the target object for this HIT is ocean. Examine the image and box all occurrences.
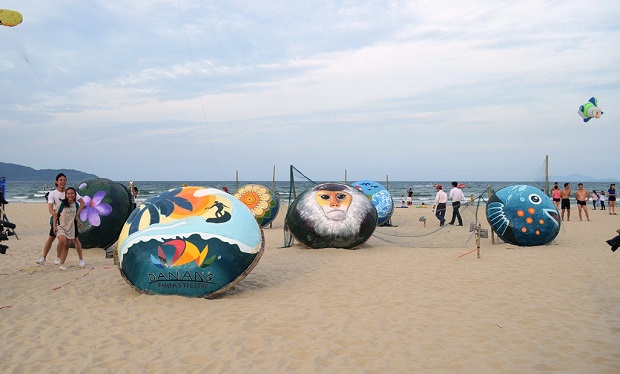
[2,180,614,206]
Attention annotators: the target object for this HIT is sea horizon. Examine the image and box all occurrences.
[3,179,615,206]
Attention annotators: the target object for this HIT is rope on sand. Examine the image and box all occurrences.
[456,247,478,258]
[0,305,13,310]
[52,267,95,291]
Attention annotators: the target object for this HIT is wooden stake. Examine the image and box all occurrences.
[476,223,481,259]
[488,185,496,245]
[270,165,276,229]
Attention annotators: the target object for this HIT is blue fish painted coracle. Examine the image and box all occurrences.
[486,185,560,246]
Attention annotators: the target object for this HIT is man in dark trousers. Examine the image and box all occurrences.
[448,181,465,226]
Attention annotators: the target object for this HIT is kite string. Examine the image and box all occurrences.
[176,1,220,175]
[0,5,91,166]
[541,45,620,165]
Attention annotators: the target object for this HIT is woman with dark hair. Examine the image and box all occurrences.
[608,184,616,215]
[54,187,83,270]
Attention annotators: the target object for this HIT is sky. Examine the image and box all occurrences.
[1,0,619,182]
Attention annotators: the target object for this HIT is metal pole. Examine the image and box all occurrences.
[545,155,549,196]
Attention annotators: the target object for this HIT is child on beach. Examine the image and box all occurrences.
[53,187,83,270]
[600,191,606,210]
[592,190,599,210]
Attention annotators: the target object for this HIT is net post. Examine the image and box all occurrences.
[270,165,276,229]
[476,223,481,259]
[488,185,496,245]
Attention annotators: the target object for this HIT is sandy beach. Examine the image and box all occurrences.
[1,202,619,373]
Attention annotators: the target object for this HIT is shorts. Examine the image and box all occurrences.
[561,199,570,209]
[553,198,560,202]
[609,196,616,202]
[577,200,586,206]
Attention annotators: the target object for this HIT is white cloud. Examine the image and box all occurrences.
[1,0,619,181]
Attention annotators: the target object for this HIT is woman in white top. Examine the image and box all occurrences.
[54,187,83,270]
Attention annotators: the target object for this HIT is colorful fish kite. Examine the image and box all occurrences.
[578,97,603,123]
[0,9,23,27]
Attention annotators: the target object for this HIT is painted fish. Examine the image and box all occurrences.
[578,97,603,123]
[486,185,560,246]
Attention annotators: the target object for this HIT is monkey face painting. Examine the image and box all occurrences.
[314,190,352,220]
[285,183,377,249]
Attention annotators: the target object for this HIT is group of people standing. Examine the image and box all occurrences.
[35,175,140,270]
[551,182,616,222]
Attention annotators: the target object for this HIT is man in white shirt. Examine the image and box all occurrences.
[449,181,465,226]
[433,184,448,226]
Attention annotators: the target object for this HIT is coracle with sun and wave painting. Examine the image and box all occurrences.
[117,186,264,298]
[486,185,561,247]
[76,178,133,250]
[233,184,280,228]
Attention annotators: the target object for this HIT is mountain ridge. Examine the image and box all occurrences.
[548,173,618,183]
[0,162,98,182]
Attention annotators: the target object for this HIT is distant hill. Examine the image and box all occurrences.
[0,162,98,182]
[549,174,619,183]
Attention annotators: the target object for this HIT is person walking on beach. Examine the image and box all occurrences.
[432,184,448,226]
[36,173,86,268]
[551,185,561,210]
[600,191,606,210]
[560,183,571,221]
[608,184,616,215]
[448,181,464,226]
[53,187,83,270]
[575,183,590,221]
[591,190,599,210]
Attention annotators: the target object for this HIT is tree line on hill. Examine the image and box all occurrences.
[0,162,98,182]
